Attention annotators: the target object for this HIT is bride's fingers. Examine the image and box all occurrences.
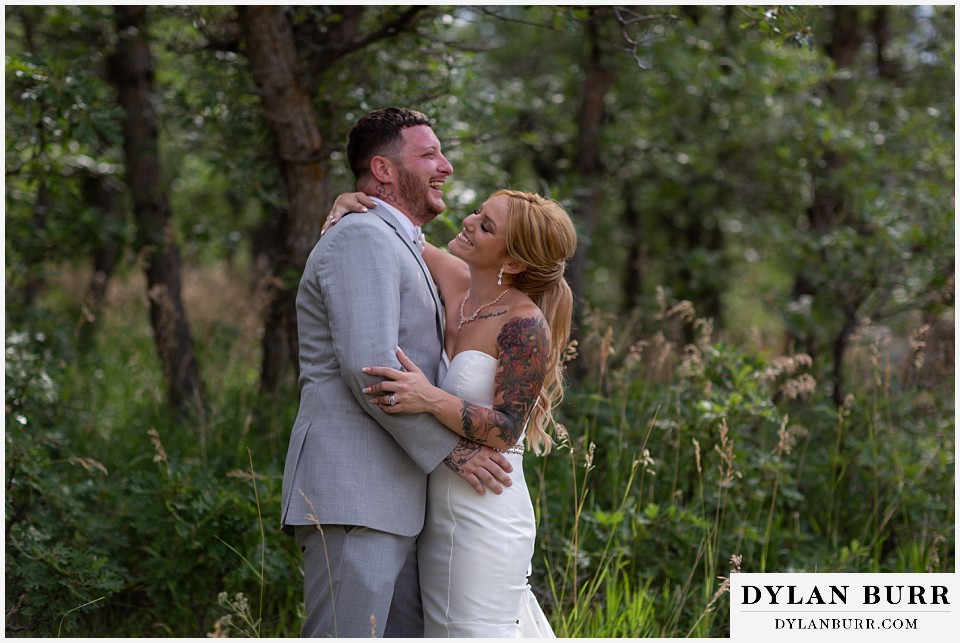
[394,347,422,374]
[485,454,514,488]
[361,366,402,380]
[361,381,396,395]
[321,192,374,236]
[354,193,377,210]
[370,393,409,413]
[473,469,503,495]
[337,191,374,210]
[321,209,349,235]
[369,394,401,411]
[333,192,368,212]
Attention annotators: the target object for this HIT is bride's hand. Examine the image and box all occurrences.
[362,348,436,414]
[321,192,377,236]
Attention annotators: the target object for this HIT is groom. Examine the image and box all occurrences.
[280,107,514,637]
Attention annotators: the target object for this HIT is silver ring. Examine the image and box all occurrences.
[387,394,397,406]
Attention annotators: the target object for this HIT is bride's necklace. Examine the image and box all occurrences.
[458,287,511,329]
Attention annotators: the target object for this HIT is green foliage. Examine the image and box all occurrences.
[5,8,133,329]
[5,49,128,285]
[739,6,816,50]
[5,297,301,637]
[530,301,953,637]
[4,266,953,637]
[151,6,273,265]
[5,326,124,636]
[3,3,954,639]
[772,30,955,368]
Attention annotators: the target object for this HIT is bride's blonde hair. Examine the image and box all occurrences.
[497,189,577,455]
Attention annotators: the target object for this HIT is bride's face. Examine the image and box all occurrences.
[448,195,511,268]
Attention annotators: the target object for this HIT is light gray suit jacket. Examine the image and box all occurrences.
[281,206,460,537]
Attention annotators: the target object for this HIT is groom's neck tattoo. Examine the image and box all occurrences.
[375,184,399,204]
[459,316,549,451]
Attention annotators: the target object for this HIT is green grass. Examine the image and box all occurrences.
[5,262,954,637]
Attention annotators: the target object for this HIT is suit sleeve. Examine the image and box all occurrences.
[315,217,460,473]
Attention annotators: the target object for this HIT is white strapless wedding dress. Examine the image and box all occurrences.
[419,350,556,638]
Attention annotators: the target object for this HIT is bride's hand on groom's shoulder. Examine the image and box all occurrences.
[321,191,376,236]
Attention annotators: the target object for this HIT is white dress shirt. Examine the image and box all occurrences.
[370,197,425,252]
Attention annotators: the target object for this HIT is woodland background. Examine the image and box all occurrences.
[4,5,955,638]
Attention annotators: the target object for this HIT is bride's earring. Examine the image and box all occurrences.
[497,266,504,286]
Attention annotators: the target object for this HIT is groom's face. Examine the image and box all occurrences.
[392,125,453,225]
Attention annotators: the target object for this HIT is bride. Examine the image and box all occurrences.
[328,188,576,637]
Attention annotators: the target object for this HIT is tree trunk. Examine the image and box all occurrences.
[76,171,124,350]
[792,6,865,406]
[872,7,898,80]
[667,187,725,330]
[825,6,862,109]
[239,5,329,394]
[568,8,617,380]
[110,4,204,414]
[620,183,644,315]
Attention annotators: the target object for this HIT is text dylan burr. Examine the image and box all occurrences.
[741,584,949,606]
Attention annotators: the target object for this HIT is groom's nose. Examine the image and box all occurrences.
[437,153,453,176]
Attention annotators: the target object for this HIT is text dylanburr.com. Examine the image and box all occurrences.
[730,573,958,641]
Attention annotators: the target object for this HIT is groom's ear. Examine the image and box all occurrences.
[370,155,396,184]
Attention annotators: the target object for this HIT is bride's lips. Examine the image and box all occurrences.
[455,231,473,247]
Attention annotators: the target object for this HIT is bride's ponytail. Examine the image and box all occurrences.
[498,190,577,455]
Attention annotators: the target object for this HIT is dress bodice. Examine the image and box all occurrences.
[440,350,498,409]
[440,350,529,455]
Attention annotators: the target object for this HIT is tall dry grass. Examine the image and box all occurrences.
[528,292,953,637]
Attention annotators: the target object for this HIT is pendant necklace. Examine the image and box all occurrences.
[458,287,511,329]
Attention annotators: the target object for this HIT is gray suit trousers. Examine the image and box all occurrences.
[295,524,423,638]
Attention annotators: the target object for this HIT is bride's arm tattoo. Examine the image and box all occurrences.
[443,437,482,473]
[460,316,549,449]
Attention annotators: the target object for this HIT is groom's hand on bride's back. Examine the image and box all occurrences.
[443,438,513,495]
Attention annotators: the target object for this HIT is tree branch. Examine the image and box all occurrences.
[301,6,430,78]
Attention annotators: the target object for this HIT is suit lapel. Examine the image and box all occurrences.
[373,209,445,345]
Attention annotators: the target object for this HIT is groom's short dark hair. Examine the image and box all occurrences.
[347,107,433,185]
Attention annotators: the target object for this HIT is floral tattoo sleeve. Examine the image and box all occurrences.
[459,316,549,449]
[443,437,482,473]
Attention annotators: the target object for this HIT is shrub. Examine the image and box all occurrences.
[5,327,124,636]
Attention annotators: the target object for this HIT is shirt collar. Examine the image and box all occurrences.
[370,197,420,243]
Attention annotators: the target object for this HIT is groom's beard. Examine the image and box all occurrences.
[397,164,444,222]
